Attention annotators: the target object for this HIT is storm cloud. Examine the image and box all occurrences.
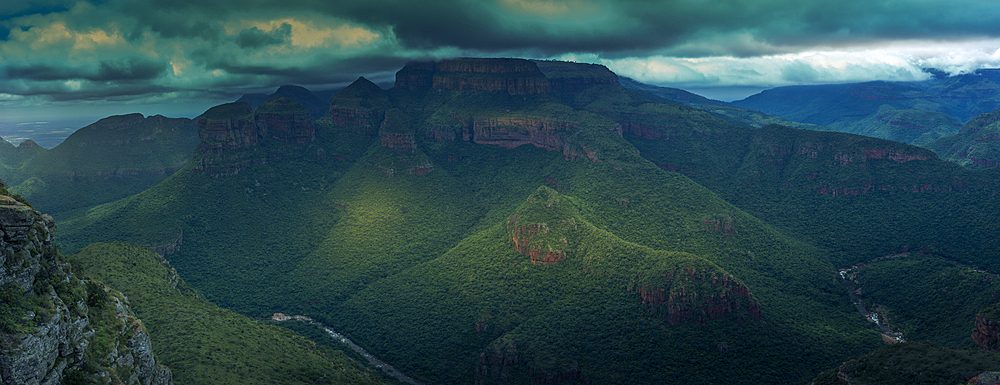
[4,0,1000,113]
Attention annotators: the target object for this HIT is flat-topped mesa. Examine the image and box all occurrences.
[254,97,315,144]
[395,58,552,95]
[533,60,620,93]
[379,108,415,151]
[329,77,391,136]
[196,102,258,152]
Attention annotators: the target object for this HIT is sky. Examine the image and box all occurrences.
[5,0,1000,145]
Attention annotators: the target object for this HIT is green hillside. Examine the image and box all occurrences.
[0,113,199,216]
[847,254,1000,348]
[926,108,1000,168]
[46,58,1000,384]
[730,77,998,146]
[54,59,883,384]
[74,242,387,385]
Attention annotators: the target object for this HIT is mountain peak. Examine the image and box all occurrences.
[507,186,580,264]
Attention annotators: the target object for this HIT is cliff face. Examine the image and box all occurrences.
[0,194,171,385]
[396,58,551,95]
[329,77,392,137]
[506,187,578,265]
[254,97,315,144]
[634,267,762,325]
[533,60,620,93]
[974,312,1000,351]
[471,117,574,151]
[197,102,259,152]
[379,109,416,151]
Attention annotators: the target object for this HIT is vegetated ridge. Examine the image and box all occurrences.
[36,57,1000,384]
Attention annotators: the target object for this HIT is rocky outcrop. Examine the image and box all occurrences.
[974,310,1000,351]
[634,268,762,325]
[97,290,173,385]
[396,58,551,95]
[254,97,315,144]
[508,217,566,264]
[476,339,588,385]
[17,140,41,150]
[506,187,577,264]
[196,102,258,152]
[471,117,575,150]
[394,61,437,91]
[0,193,171,385]
[329,77,392,136]
[379,109,416,151]
[533,60,620,93]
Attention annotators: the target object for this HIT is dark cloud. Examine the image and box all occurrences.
[236,23,291,48]
[107,0,1000,58]
[94,58,170,82]
[4,58,168,83]
[7,0,1000,108]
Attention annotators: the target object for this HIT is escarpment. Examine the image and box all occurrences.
[0,192,171,385]
[395,58,551,95]
[379,109,416,151]
[197,102,259,152]
[254,97,315,144]
[974,307,1000,351]
[329,77,392,137]
[194,98,318,176]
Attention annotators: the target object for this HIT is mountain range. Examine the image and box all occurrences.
[4,58,1000,384]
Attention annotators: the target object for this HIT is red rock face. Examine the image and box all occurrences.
[472,117,575,150]
[394,61,436,91]
[432,74,551,95]
[255,111,314,144]
[507,215,566,264]
[329,108,383,136]
[974,313,1000,350]
[380,132,415,151]
[197,115,259,152]
[635,269,762,325]
[395,58,552,95]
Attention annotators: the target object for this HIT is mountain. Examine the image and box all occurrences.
[53,58,880,384]
[0,186,172,385]
[0,113,199,216]
[618,77,830,131]
[237,85,339,120]
[728,71,1000,146]
[925,108,1000,168]
[73,242,387,385]
[34,58,1000,384]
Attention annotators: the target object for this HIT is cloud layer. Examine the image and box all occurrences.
[4,0,1000,112]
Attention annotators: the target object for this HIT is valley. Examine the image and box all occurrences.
[5,58,1000,384]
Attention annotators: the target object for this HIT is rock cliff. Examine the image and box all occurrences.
[196,102,259,152]
[329,77,391,137]
[254,97,315,144]
[506,187,578,265]
[533,60,620,93]
[974,307,1000,351]
[379,109,416,151]
[395,58,551,95]
[0,190,171,385]
[634,265,762,325]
